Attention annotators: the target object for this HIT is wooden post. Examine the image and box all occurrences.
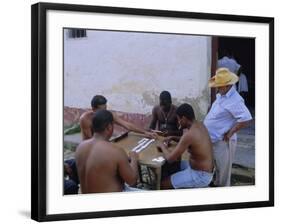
[211,37,218,104]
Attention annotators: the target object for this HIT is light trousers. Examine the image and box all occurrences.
[213,139,237,186]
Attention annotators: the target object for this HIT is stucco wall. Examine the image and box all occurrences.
[64,29,211,120]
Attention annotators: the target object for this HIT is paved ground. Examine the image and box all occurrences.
[235,117,255,168]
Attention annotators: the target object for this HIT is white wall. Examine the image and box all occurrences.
[64,29,211,116]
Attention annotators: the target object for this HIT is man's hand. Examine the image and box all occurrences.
[151,129,167,137]
[156,141,168,152]
[162,131,169,137]
[223,130,234,142]
[144,131,158,139]
[163,136,173,146]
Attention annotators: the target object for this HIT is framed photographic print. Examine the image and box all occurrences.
[31,2,274,222]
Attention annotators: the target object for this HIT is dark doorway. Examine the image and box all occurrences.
[218,37,255,109]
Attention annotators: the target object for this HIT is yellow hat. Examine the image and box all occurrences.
[208,67,239,88]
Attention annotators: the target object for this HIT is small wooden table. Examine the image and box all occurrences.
[112,132,177,190]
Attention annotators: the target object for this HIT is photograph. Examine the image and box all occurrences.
[63,29,256,194]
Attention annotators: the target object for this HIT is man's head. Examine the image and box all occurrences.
[91,95,107,111]
[92,109,114,140]
[208,68,238,95]
[159,91,172,112]
[176,103,195,129]
[217,85,232,95]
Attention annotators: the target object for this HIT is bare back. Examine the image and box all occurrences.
[75,139,126,193]
[184,122,213,172]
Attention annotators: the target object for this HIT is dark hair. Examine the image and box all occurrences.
[176,103,195,120]
[92,110,113,133]
[159,91,172,105]
[91,95,107,108]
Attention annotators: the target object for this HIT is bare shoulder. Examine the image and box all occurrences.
[171,104,177,110]
[80,111,93,120]
[76,138,91,152]
[192,122,210,139]
[183,125,199,141]
[152,105,160,113]
[104,141,127,159]
[80,111,93,123]
[198,121,209,134]
[111,111,118,119]
[154,105,160,110]
[180,129,192,142]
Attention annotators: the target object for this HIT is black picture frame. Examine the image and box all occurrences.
[31,2,274,222]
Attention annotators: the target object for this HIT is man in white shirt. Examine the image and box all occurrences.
[204,68,252,186]
[218,50,241,75]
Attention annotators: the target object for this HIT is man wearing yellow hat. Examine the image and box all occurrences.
[204,68,252,187]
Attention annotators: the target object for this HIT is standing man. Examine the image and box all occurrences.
[218,50,241,75]
[157,104,214,189]
[204,68,252,187]
[149,91,182,137]
[80,95,157,140]
[76,110,140,193]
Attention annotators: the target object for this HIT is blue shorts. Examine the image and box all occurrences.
[171,161,213,189]
[64,179,79,195]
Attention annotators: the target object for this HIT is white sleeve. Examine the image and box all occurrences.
[226,101,252,122]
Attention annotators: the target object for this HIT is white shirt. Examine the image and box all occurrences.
[238,73,248,92]
[203,86,252,143]
[218,56,241,74]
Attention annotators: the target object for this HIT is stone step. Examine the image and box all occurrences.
[237,134,255,142]
[64,133,81,146]
[231,164,255,186]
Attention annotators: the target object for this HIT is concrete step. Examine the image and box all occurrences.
[64,133,81,146]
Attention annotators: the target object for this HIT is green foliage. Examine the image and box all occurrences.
[64,123,81,135]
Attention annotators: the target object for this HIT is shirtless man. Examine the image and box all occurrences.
[149,91,182,137]
[157,103,214,189]
[80,95,157,140]
[75,109,139,193]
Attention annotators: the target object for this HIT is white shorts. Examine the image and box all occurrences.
[171,161,213,189]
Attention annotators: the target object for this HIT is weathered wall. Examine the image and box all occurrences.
[64,29,211,120]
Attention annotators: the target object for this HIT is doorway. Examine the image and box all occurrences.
[217,37,255,110]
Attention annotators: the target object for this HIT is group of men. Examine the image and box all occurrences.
[66,66,252,194]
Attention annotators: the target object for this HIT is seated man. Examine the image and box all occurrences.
[75,109,140,193]
[157,104,214,189]
[80,95,157,140]
[64,159,80,195]
[149,91,182,137]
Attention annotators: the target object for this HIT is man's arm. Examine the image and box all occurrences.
[224,101,253,141]
[223,120,251,141]
[163,136,181,145]
[113,113,157,139]
[79,117,92,140]
[157,133,190,163]
[117,150,139,186]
